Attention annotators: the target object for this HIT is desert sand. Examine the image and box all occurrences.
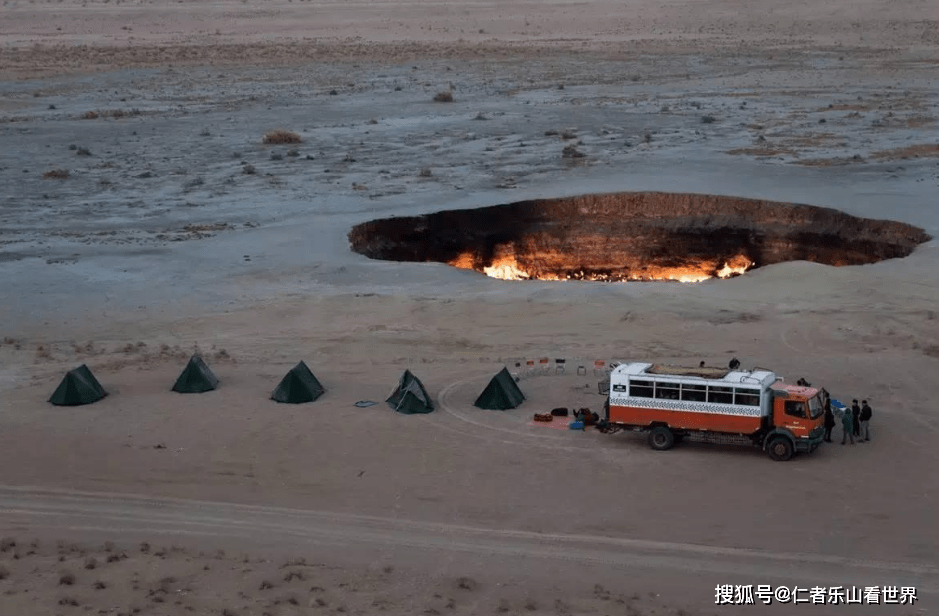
[2,1,939,614]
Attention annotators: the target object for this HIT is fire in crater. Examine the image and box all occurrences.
[348,192,930,283]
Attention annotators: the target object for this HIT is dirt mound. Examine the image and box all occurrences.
[348,192,932,282]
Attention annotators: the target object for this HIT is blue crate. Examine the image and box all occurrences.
[569,421,584,431]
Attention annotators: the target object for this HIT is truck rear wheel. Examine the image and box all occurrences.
[766,436,794,462]
[648,426,675,451]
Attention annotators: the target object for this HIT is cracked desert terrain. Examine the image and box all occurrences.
[1,1,939,615]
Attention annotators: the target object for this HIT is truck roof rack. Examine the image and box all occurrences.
[646,364,731,379]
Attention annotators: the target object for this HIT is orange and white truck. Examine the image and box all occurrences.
[600,363,825,461]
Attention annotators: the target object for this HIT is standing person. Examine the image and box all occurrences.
[851,399,862,437]
[860,400,873,442]
[841,405,855,445]
[823,398,836,443]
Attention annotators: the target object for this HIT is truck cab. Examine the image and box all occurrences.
[765,384,825,460]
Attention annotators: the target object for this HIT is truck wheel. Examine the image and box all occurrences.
[648,426,675,451]
[766,437,794,461]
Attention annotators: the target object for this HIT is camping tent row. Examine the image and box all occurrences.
[383,367,525,413]
[49,357,325,406]
[50,361,526,412]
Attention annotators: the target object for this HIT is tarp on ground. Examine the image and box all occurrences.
[386,369,433,414]
[49,364,107,406]
[474,366,526,410]
[271,361,325,404]
[172,354,219,393]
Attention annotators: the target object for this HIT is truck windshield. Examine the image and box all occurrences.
[808,395,823,419]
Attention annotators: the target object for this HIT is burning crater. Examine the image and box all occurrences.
[348,193,931,283]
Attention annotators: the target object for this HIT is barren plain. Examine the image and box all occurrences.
[2,1,939,614]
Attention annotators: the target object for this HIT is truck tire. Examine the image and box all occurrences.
[648,426,675,451]
[766,436,794,461]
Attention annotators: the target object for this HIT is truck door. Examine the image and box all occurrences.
[779,397,812,438]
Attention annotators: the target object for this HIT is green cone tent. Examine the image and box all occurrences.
[171,354,219,393]
[49,364,107,406]
[386,369,434,414]
[474,367,526,410]
[271,361,325,404]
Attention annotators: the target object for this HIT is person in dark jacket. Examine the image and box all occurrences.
[729,357,741,370]
[823,398,836,442]
[851,399,862,437]
[859,400,873,441]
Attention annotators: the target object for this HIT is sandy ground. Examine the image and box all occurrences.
[2,1,939,615]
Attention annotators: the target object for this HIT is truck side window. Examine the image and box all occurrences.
[734,389,761,406]
[708,386,734,404]
[654,384,680,400]
[629,380,654,398]
[785,401,806,418]
[681,384,707,402]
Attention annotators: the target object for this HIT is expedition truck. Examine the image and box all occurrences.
[601,363,825,461]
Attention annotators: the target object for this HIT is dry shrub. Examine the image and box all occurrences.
[0,566,9,580]
[59,571,76,585]
[433,91,454,103]
[455,577,477,591]
[562,145,585,159]
[263,130,302,145]
[81,110,99,119]
[43,169,70,179]
[0,537,15,552]
[83,557,97,570]
[93,580,107,590]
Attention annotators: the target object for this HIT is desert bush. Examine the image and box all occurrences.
[455,577,477,591]
[139,541,150,554]
[76,147,91,156]
[262,130,302,145]
[259,580,275,590]
[81,111,99,119]
[433,91,454,103]
[419,167,432,177]
[93,580,107,590]
[84,557,97,570]
[562,145,585,158]
[0,537,15,552]
[242,164,256,175]
[43,169,69,179]
[59,571,76,585]
[283,570,305,582]
[58,596,79,606]
[0,566,9,580]
[701,115,716,124]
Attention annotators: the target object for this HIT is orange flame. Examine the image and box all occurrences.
[447,253,753,283]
